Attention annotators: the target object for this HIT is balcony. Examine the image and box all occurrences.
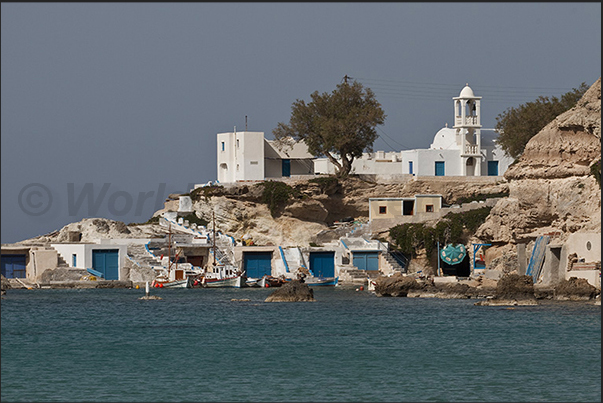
[455,115,479,126]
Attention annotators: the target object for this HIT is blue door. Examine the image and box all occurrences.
[92,249,119,280]
[243,252,272,278]
[282,159,291,177]
[1,255,27,278]
[487,161,499,176]
[435,161,445,176]
[409,161,413,175]
[309,252,335,277]
[353,252,379,271]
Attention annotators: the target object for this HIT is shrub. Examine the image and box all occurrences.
[257,181,299,216]
[190,185,225,202]
[389,207,493,257]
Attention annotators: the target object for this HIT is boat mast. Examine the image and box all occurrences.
[167,223,172,274]
[212,210,216,272]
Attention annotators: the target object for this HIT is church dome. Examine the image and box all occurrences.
[430,126,459,150]
[459,84,475,98]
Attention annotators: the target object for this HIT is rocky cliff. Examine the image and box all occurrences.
[474,78,601,267]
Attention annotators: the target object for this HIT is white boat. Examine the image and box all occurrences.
[303,276,338,287]
[245,277,261,287]
[201,274,244,288]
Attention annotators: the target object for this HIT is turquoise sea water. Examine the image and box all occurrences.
[1,287,600,402]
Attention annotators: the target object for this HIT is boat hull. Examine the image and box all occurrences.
[201,275,244,288]
[153,278,189,289]
[305,277,338,286]
[285,276,339,286]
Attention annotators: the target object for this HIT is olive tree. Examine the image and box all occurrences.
[273,80,386,178]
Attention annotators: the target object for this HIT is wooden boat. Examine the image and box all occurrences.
[304,276,338,287]
[257,275,286,288]
[245,277,261,287]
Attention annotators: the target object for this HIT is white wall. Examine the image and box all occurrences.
[51,243,128,280]
[238,132,265,181]
[217,131,265,183]
[51,243,87,269]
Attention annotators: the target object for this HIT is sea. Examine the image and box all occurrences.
[1,286,600,403]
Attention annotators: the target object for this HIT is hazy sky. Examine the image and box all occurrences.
[2,2,601,244]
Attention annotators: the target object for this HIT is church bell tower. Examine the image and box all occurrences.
[453,84,482,176]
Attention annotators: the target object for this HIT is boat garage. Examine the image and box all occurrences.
[352,251,380,271]
[309,252,335,277]
[243,251,273,278]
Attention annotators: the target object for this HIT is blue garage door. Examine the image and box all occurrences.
[353,252,379,271]
[243,252,272,278]
[92,249,119,280]
[1,255,27,279]
[309,252,335,277]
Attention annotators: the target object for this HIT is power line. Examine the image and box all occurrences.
[356,77,578,104]
[376,126,413,151]
[355,76,577,92]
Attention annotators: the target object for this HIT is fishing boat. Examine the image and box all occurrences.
[153,224,203,289]
[189,211,244,288]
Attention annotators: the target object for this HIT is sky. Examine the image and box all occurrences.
[1,2,601,244]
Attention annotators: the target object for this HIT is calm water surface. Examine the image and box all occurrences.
[1,287,600,402]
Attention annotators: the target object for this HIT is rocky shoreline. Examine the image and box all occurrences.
[372,273,601,305]
[3,273,600,306]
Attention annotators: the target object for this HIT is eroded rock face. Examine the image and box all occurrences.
[21,217,166,245]
[505,77,601,181]
[264,280,316,302]
[476,78,601,252]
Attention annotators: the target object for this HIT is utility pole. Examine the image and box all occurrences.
[343,74,352,84]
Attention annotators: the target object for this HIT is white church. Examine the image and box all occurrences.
[216,84,514,183]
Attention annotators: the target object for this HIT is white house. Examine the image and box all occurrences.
[215,84,514,183]
[216,129,314,183]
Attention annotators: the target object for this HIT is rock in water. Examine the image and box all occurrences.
[475,273,537,306]
[373,273,418,297]
[553,277,598,301]
[264,280,316,302]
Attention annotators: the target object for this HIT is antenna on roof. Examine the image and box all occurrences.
[245,115,248,131]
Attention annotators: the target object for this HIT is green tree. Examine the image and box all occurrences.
[273,80,386,178]
[495,83,589,159]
